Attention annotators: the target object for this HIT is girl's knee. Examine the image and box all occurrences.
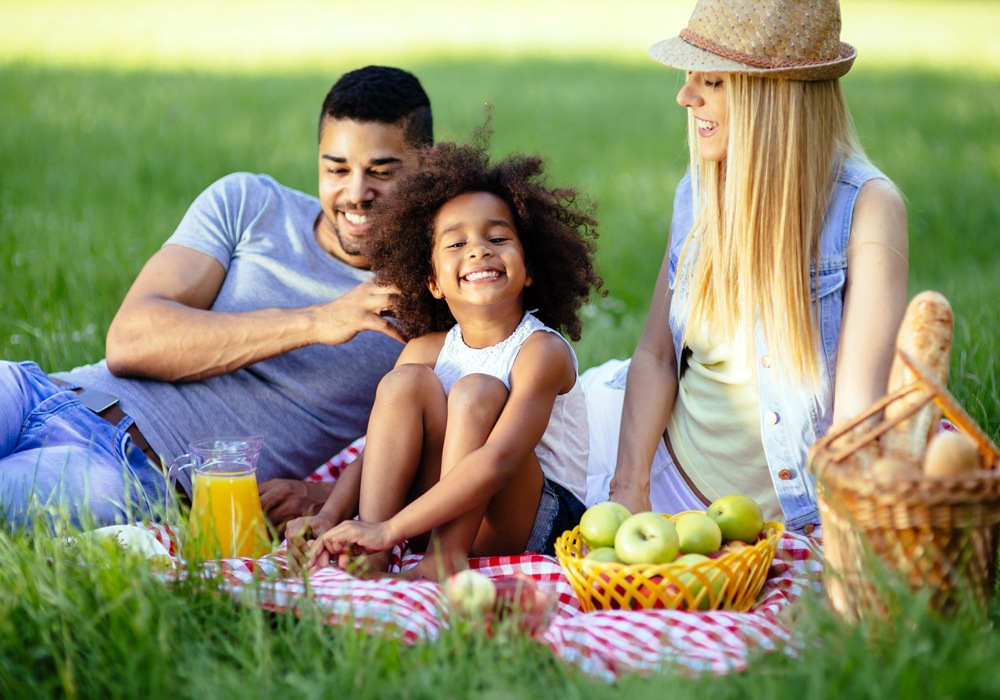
[448,374,508,418]
[376,364,443,399]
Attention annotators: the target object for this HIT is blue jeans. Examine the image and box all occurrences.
[0,361,167,531]
[525,477,587,556]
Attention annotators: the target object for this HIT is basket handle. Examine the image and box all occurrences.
[896,350,999,468]
[810,350,998,471]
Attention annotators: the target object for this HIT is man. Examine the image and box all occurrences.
[0,66,432,530]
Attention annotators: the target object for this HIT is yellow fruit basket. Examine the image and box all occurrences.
[554,512,783,612]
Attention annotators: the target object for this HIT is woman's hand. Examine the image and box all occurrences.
[308,519,396,572]
[608,472,652,515]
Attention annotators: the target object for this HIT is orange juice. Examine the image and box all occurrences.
[189,471,268,559]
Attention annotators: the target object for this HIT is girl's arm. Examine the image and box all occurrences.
[833,178,909,423]
[285,335,445,569]
[310,332,575,564]
[609,246,679,514]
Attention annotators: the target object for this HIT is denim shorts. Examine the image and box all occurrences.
[524,477,587,556]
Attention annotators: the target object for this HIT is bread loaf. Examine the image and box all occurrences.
[881,291,953,464]
[923,430,981,478]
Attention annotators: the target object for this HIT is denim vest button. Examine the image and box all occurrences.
[765,411,779,425]
[778,468,793,480]
[760,355,771,369]
[802,523,817,535]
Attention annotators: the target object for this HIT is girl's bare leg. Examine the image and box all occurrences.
[404,374,544,581]
[354,364,447,573]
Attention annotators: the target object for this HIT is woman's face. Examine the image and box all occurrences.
[676,71,729,162]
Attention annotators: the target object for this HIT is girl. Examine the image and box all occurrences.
[588,0,909,534]
[298,141,602,579]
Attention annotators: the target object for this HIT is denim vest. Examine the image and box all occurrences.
[666,156,887,532]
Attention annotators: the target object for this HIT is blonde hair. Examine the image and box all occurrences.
[678,74,864,380]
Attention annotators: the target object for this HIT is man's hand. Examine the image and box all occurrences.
[313,278,406,346]
[259,479,335,530]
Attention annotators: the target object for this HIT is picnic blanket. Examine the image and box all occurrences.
[131,438,826,680]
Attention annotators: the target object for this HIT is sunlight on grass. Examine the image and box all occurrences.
[2,0,999,74]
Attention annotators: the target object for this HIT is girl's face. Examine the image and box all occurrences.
[427,191,531,312]
[676,71,729,162]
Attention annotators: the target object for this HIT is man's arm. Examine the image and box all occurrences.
[105,244,404,381]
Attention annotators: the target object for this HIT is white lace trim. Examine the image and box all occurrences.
[447,312,542,363]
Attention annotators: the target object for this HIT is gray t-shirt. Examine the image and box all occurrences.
[53,173,402,487]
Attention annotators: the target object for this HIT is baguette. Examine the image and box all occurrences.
[881,291,953,464]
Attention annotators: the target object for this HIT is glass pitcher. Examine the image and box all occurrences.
[168,435,269,560]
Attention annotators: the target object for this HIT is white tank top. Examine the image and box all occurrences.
[434,312,588,503]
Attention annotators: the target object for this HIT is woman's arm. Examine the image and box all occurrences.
[833,178,909,423]
[609,247,679,514]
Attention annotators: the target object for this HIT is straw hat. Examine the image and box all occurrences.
[649,0,857,81]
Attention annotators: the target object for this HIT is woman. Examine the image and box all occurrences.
[586,0,908,534]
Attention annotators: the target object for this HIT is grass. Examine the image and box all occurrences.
[3,1,1000,697]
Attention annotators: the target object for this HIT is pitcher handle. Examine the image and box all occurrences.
[166,453,197,512]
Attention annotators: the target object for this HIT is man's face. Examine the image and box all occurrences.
[316,117,418,268]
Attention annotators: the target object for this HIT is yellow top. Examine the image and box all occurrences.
[665,322,782,522]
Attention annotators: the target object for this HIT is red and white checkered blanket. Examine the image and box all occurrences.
[134,438,825,680]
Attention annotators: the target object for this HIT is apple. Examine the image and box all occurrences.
[707,494,764,543]
[580,546,620,578]
[678,563,727,610]
[635,573,669,609]
[614,512,680,565]
[674,552,712,566]
[591,571,627,610]
[579,501,632,550]
[491,574,557,635]
[584,546,620,562]
[721,539,751,555]
[443,569,496,617]
[673,511,723,555]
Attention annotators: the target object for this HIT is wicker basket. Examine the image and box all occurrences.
[810,350,1000,621]
[554,512,783,612]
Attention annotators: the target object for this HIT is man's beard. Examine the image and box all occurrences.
[331,219,364,257]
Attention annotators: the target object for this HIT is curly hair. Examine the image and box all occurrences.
[365,141,603,341]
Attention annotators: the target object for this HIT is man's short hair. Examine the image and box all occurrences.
[318,66,433,148]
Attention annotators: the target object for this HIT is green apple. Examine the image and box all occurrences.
[584,546,620,562]
[673,552,712,566]
[707,494,764,544]
[443,569,496,616]
[673,511,723,555]
[579,501,632,550]
[614,512,680,565]
[677,561,727,610]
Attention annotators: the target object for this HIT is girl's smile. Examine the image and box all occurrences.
[427,191,531,313]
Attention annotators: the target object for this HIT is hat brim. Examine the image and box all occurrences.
[649,35,856,81]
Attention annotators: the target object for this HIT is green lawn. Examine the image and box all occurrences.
[2,1,1000,697]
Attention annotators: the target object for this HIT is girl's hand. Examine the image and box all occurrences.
[308,519,395,572]
[285,513,338,574]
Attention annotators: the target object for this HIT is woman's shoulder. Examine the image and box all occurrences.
[836,155,894,191]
